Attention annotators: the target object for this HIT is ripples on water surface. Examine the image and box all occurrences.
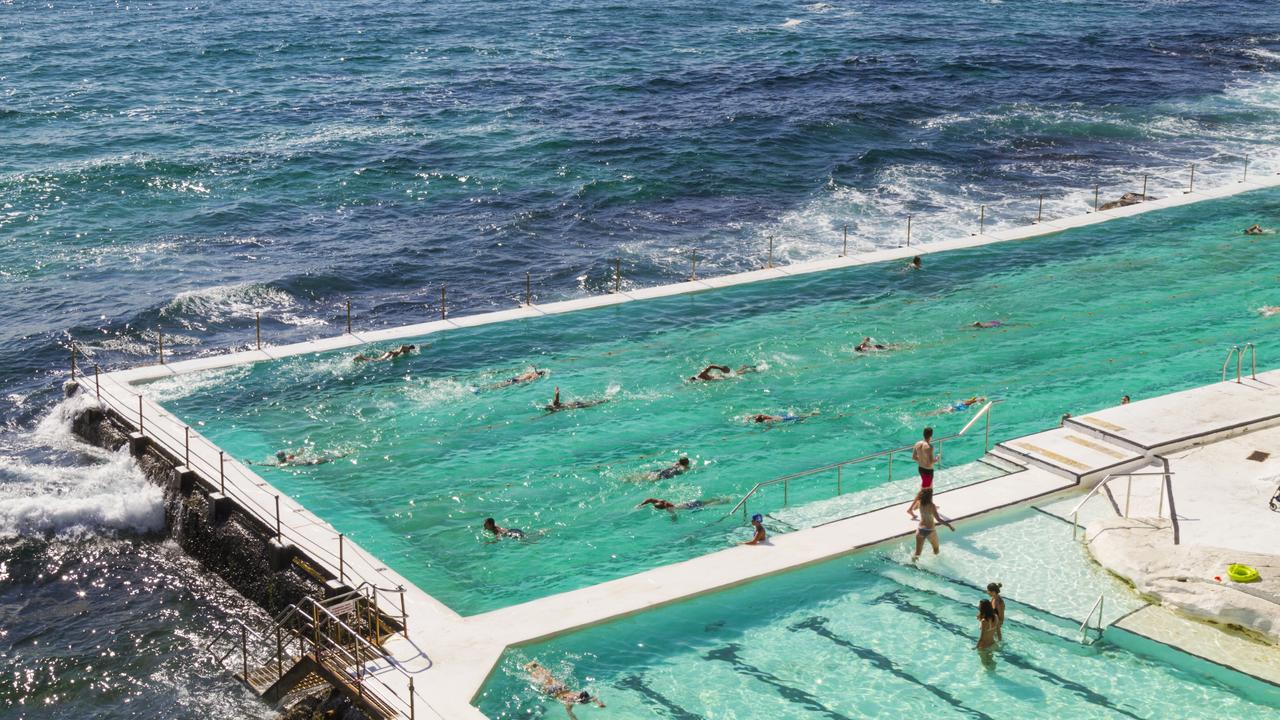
[2,0,1280,716]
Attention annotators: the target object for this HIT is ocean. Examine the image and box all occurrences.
[2,1,1279,717]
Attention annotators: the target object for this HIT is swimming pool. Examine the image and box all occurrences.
[150,187,1280,614]
[473,509,1280,719]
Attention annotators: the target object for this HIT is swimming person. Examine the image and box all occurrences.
[742,513,767,545]
[976,599,999,650]
[646,456,691,481]
[971,320,1004,329]
[912,427,938,489]
[1121,395,1131,405]
[523,662,604,718]
[750,411,818,424]
[266,449,344,467]
[489,368,547,389]
[987,582,1005,641]
[545,387,609,413]
[689,364,732,382]
[855,336,888,353]
[1245,224,1265,235]
[907,255,922,270]
[483,517,525,540]
[909,488,955,561]
[354,344,416,362]
[637,496,729,515]
[1259,306,1280,317]
[928,396,985,415]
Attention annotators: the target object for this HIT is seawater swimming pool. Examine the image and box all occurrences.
[151,187,1280,614]
[474,509,1280,719]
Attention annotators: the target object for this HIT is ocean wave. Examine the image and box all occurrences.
[162,282,328,328]
[0,395,165,538]
[140,365,252,404]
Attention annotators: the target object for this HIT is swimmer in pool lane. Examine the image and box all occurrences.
[971,320,1004,329]
[742,513,767,545]
[1245,224,1266,235]
[354,344,416,363]
[483,517,525,540]
[263,449,345,467]
[907,255,922,270]
[855,336,891,353]
[927,396,985,416]
[637,496,730,516]
[645,456,691,481]
[488,367,547,390]
[689,364,732,382]
[545,387,609,413]
[523,662,604,718]
[1259,306,1280,317]
[750,411,819,424]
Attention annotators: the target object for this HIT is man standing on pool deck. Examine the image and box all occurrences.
[912,427,938,489]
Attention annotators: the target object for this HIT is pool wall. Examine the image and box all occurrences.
[74,171,1280,720]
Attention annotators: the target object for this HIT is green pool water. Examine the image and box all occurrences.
[474,509,1280,719]
[151,188,1280,614]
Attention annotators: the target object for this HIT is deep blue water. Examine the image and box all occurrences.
[2,1,1279,716]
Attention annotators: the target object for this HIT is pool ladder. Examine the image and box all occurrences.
[1221,343,1257,383]
[1079,593,1105,645]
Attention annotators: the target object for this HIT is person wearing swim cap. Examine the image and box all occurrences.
[742,514,767,545]
[483,517,525,540]
[912,427,938,489]
[523,661,604,718]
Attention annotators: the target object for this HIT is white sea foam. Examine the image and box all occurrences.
[165,283,328,328]
[141,365,252,404]
[781,18,803,28]
[0,395,165,538]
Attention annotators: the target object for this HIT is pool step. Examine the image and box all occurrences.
[992,427,1146,483]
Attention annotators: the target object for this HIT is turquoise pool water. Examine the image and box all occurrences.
[474,509,1280,719]
[151,188,1280,614]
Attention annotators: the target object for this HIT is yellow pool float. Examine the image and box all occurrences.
[1227,564,1260,583]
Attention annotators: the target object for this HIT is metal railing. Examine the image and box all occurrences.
[1079,593,1105,644]
[86,370,413,632]
[1070,459,1177,544]
[1222,343,1258,383]
[729,401,999,519]
[206,590,438,719]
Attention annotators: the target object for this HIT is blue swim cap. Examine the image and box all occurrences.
[751,514,764,523]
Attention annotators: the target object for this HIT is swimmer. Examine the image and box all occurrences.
[266,449,344,467]
[483,517,525,540]
[742,513,767,545]
[926,396,985,416]
[636,496,729,515]
[1121,395,1130,405]
[734,363,763,376]
[689,364,732,382]
[855,336,889,353]
[907,255,922,270]
[488,368,548,390]
[1259,306,1280,317]
[354,344,416,363]
[750,411,819,424]
[1245,224,1265,236]
[523,662,604,718]
[646,456,691,481]
[545,387,609,413]
[971,321,1004,329]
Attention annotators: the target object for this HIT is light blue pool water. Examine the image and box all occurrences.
[151,188,1280,614]
[474,509,1280,719]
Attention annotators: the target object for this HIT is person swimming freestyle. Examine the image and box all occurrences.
[354,344,416,362]
[523,662,604,718]
[545,387,610,413]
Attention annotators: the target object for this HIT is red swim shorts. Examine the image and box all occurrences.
[918,467,934,488]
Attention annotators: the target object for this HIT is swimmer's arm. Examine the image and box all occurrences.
[937,508,955,531]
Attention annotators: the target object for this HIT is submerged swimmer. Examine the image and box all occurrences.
[928,396,985,415]
[637,496,729,515]
[750,411,819,424]
[971,321,1004,329]
[646,456,691,481]
[488,368,548,389]
[855,336,890,353]
[483,517,525,540]
[265,449,344,467]
[354,344,416,363]
[689,364,761,382]
[1245,224,1266,235]
[545,386,609,413]
[523,662,604,718]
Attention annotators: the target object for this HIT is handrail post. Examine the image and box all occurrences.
[219,451,225,493]
[256,311,262,350]
[905,215,912,246]
[440,286,447,320]
[137,394,144,433]
[978,204,985,235]
[841,224,848,257]
[275,495,282,539]
[887,451,894,482]
[338,533,345,582]
[70,345,78,379]
[1141,174,1148,200]
[690,248,698,281]
[1243,153,1249,182]
[1093,184,1100,212]
[184,426,190,467]
[158,329,164,365]
[409,676,416,720]
[836,464,842,495]
[1238,348,1243,383]
[984,405,992,453]
[240,624,248,679]
[1036,194,1043,224]
[783,478,789,506]
[525,272,532,306]
[1124,476,1132,517]
[346,300,352,334]
[614,259,621,294]
[1187,163,1195,194]
[767,236,774,269]
[275,624,283,679]
[1157,473,1165,519]
[94,365,101,400]
[398,585,407,635]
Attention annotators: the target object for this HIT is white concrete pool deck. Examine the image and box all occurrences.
[83,175,1280,718]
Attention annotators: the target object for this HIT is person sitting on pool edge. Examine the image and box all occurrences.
[483,517,525,540]
[742,513,767,545]
[523,661,604,718]
[354,344,416,362]
[647,456,691,481]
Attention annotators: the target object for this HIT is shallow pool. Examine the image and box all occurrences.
[474,509,1280,719]
[152,187,1280,613]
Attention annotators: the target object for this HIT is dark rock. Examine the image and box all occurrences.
[1099,192,1151,211]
